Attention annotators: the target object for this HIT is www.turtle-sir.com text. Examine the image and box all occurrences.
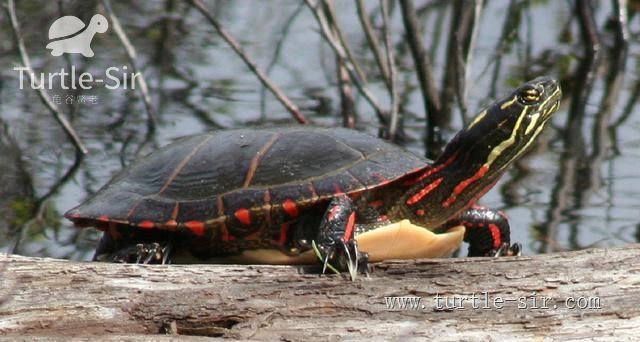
[384,292,601,311]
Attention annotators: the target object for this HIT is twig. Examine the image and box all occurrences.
[381,0,399,139]
[4,0,88,155]
[611,0,629,46]
[102,0,157,133]
[33,149,84,214]
[453,0,483,123]
[576,0,600,53]
[356,0,391,90]
[190,0,309,124]
[337,61,356,128]
[305,0,388,127]
[481,0,523,98]
[260,1,305,119]
[322,0,356,127]
[398,0,442,155]
[322,0,368,84]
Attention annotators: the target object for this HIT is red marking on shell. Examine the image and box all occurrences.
[279,223,290,246]
[443,165,489,208]
[308,183,319,198]
[264,190,272,224]
[138,220,154,229]
[415,209,425,216]
[334,184,344,194]
[97,215,109,222]
[234,208,252,225]
[489,223,502,249]
[378,215,388,222]
[342,212,356,241]
[185,221,205,236]
[171,203,180,220]
[369,200,384,208]
[282,199,299,218]
[217,197,233,241]
[164,220,178,230]
[403,154,457,186]
[406,177,443,205]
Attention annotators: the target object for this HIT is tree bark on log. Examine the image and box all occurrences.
[1,245,639,341]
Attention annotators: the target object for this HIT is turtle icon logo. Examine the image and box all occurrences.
[46,14,109,57]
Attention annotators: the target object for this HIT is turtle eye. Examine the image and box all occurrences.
[518,85,543,105]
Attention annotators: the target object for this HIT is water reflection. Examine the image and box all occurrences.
[0,0,638,260]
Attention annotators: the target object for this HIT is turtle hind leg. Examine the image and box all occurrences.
[450,207,521,257]
[313,194,369,280]
[95,241,173,264]
[93,224,175,264]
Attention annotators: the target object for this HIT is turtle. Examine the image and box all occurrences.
[46,14,109,57]
[65,76,561,278]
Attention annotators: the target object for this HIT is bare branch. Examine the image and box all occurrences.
[356,0,391,90]
[305,0,388,127]
[337,58,357,128]
[260,2,305,119]
[453,0,483,122]
[4,0,88,155]
[399,0,442,155]
[102,0,157,133]
[322,0,368,84]
[190,0,309,124]
[380,0,399,139]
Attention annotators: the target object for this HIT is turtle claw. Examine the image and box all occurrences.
[492,242,522,257]
[313,239,369,280]
[100,242,173,264]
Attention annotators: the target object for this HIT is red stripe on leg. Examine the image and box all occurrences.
[279,223,290,246]
[342,212,356,241]
[488,223,502,249]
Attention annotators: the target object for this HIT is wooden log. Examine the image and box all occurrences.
[1,244,639,340]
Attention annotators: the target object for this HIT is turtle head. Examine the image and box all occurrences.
[400,77,561,227]
[439,76,562,176]
[89,14,109,34]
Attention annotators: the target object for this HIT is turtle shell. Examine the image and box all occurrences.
[65,127,428,238]
[48,16,85,40]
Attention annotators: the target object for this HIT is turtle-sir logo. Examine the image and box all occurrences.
[46,14,108,57]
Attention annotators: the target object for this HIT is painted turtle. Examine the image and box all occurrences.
[65,77,561,277]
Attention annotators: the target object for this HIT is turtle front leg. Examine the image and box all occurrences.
[451,207,522,257]
[314,194,369,280]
